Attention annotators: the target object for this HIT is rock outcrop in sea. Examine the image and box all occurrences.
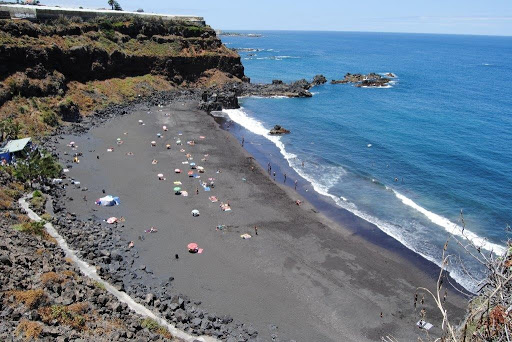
[331,72,392,87]
[199,74,328,112]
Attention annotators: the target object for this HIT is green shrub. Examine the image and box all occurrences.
[12,221,46,236]
[13,149,62,183]
[40,213,52,221]
[30,196,45,210]
[41,110,59,127]
[32,190,42,198]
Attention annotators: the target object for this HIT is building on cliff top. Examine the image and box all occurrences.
[0,4,205,25]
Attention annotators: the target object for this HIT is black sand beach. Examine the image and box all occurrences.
[54,100,466,341]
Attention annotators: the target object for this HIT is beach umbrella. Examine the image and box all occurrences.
[174,169,181,173]
[138,120,143,124]
[158,173,164,179]
[151,141,156,146]
[190,162,196,167]
[187,242,198,252]
[117,138,121,141]
[191,209,200,217]
[166,144,171,149]
[157,133,162,138]
[173,186,181,192]
[187,171,194,177]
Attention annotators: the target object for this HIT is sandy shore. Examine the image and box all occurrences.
[55,100,466,341]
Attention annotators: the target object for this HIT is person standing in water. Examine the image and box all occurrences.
[294,180,298,190]
[241,137,245,147]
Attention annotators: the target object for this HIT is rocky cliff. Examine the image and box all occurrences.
[0,15,246,137]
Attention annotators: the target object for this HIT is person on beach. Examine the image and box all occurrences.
[254,226,258,235]
[242,137,245,147]
[196,186,199,195]
[284,173,287,183]
[294,180,298,190]
[273,171,276,181]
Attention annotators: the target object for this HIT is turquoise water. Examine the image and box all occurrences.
[220,31,512,290]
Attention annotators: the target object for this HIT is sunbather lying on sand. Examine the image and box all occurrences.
[145,227,158,233]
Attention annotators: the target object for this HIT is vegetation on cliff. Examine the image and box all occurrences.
[0,15,245,139]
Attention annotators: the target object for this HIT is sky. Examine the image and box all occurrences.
[43,0,512,36]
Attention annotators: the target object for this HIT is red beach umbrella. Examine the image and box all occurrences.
[187,243,198,253]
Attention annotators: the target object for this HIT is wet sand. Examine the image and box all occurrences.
[56,101,466,341]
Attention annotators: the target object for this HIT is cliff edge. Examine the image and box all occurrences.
[0,15,246,138]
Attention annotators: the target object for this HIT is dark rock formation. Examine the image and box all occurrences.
[57,100,81,123]
[199,75,328,112]
[331,72,392,87]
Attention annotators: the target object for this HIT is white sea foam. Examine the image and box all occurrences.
[391,190,506,254]
[222,107,499,291]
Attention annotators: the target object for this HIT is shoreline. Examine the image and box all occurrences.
[45,94,464,340]
[216,111,471,296]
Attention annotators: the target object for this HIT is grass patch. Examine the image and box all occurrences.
[93,281,105,290]
[40,213,52,221]
[12,221,46,236]
[30,196,45,211]
[8,289,46,309]
[39,303,89,330]
[15,319,43,341]
[141,318,172,339]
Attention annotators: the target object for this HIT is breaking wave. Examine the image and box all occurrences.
[222,107,504,291]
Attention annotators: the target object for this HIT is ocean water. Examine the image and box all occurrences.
[220,31,512,291]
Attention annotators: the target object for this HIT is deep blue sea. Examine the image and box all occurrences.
[220,31,512,291]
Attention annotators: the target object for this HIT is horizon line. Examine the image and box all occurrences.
[217,28,512,38]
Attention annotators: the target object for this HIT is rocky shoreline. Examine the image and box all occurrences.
[198,75,327,112]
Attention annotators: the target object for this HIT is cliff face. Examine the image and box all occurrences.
[0,16,246,136]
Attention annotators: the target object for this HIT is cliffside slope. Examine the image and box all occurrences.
[0,15,246,138]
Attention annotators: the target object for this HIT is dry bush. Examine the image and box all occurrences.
[15,320,43,341]
[141,318,172,339]
[40,272,63,285]
[414,213,512,342]
[8,289,46,309]
[39,303,90,330]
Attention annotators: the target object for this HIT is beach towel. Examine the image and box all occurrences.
[173,181,182,185]
[96,195,120,206]
[181,191,188,196]
[241,233,251,239]
[182,161,189,164]
[209,196,218,202]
